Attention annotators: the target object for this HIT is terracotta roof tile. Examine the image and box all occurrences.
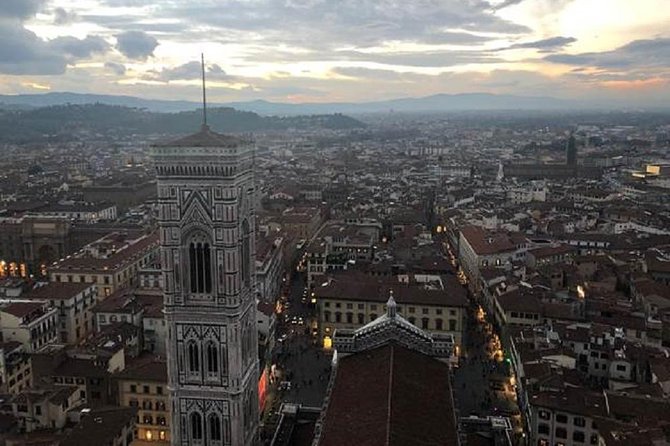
[318,343,459,446]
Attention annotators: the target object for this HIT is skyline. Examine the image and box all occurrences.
[2,0,670,105]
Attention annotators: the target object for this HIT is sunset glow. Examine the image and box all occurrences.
[0,0,668,104]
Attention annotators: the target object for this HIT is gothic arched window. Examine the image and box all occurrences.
[241,219,251,287]
[188,233,212,294]
[206,342,218,374]
[190,412,203,440]
[209,414,222,441]
[188,341,200,373]
[220,346,228,376]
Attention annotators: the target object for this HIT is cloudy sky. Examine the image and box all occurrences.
[1,0,669,104]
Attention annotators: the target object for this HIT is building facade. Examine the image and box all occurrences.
[23,282,97,344]
[153,124,259,446]
[117,356,170,444]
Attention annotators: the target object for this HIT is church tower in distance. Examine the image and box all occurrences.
[152,122,259,446]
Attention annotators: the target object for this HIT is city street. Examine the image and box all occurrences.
[269,273,331,404]
[453,304,517,418]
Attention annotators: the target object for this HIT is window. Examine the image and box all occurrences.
[129,399,138,407]
[157,416,167,426]
[573,431,585,443]
[422,318,429,329]
[538,424,550,435]
[209,414,221,441]
[143,415,153,425]
[324,311,331,322]
[143,385,150,394]
[346,303,353,310]
[435,319,443,330]
[130,384,137,393]
[189,236,212,294]
[370,314,377,321]
[99,315,106,323]
[207,342,218,374]
[555,427,567,439]
[190,413,203,440]
[408,317,416,325]
[346,313,353,324]
[449,319,457,331]
[556,414,568,424]
[616,364,626,372]
[409,307,415,314]
[370,305,377,311]
[422,308,429,314]
[357,313,365,324]
[538,410,551,420]
[574,417,586,427]
[188,341,200,373]
[156,386,163,395]
[335,312,342,323]
[35,405,42,416]
[590,434,598,445]
[241,219,251,287]
[324,302,330,308]
[358,304,364,310]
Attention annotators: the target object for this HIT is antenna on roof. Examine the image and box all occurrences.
[201,52,208,129]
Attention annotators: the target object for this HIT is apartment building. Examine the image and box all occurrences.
[22,282,97,344]
[50,231,159,298]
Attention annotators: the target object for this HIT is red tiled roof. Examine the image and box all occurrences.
[51,232,158,272]
[528,244,575,259]
[318,276,468,308]
[318,343,459,446]
[24,282,93,300]
[2,302,45,318]
[117,354,167,382]
[154,125,243,148]
[460,225,517,255]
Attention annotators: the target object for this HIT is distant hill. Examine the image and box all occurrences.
[0,103,365,143]
[0,91,587,115]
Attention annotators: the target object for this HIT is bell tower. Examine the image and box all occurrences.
[152,57,258,446]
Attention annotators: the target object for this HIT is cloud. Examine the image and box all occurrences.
[502,36,576,52]
[545,37,670,68]
[115,30,158,60]
[145,61,236,82]
[0,0,111,75]
[53,7,77,25]
[491,0,526,10]
[0,0,46,20]
[50,36,110,59]
[0,22,66,75]
[243,46,504,68]
[104,62,126,75]
[92,0,528,50]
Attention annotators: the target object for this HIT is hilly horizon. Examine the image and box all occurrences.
[0,91,654,116]
[0,103,364,143]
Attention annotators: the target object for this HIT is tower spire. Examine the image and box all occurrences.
[201,52,208,129]
[386,289,397,318]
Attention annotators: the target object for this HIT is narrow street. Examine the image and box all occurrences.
[453,304,517,418]
[260,272,331,438]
